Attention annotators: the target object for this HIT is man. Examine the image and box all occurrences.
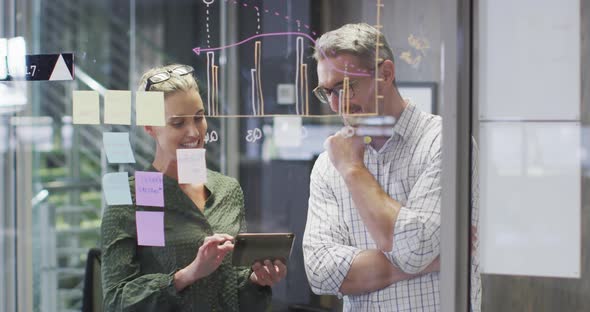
[302,23,481,311]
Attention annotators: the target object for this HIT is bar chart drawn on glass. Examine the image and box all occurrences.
[194,0,386,119]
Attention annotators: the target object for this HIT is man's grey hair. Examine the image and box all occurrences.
[313,23,394,70]
[138,64,199,95]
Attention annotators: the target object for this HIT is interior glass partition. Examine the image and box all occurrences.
[1,0,475,311]
[475,0,590,311]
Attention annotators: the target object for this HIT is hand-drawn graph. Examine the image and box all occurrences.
[194,0,385,119]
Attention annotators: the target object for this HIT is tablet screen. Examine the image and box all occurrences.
[232,233,295,267]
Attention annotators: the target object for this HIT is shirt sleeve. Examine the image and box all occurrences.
[470,137,482,310]
[385,150,442,274]
[100,204,182,311]
[302,154,363,297]
[235,185,248,233]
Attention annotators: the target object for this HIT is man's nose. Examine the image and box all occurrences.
[328,92,340,113]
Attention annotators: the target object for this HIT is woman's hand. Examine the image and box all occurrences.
[249,259,287,287]
[174,233,234,291]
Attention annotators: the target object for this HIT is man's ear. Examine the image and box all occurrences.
[380,59,395,84]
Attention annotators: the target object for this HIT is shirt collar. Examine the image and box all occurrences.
[392,100,420,141]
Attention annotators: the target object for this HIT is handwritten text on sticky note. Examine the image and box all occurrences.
[103,132,136,164]
[176,148,207,184]
[135,171,164,207]
[102,172,132,205]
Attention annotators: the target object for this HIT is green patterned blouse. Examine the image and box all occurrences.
[100,168,271,311]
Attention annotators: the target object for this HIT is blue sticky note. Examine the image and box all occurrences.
[136,211,165,247]
[102,172,132,205]
[103,132,136,164]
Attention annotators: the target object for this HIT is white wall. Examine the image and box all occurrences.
[478,0,581,278]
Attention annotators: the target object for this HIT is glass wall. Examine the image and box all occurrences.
[475,0,590,311]
[3,1,453,311]
[13,0,590,311]
[7,0,463,310]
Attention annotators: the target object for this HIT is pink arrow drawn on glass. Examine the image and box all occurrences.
[193,31,372,76]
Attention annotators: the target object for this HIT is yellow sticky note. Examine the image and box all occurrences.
[72,91,100,125]
[104,90,131,125]
[136,91,165,126]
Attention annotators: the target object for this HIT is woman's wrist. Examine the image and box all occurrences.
[248,269,257,284]
[174,266,198,291]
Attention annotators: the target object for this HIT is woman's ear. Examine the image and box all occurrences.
[144,125,156,138]
[380,60,395,84]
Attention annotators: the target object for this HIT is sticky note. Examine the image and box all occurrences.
[102,172,132,205]
[176,148,207,184]
[135,211,165,247]
[273,116,302,147]
[104,90,131,125]
[135,171,164,207]
[103,132,136,164]
[72,91,100,124]
[136,91,165,126]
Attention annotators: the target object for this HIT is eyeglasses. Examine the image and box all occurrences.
[144,65,194,91]
[312,80,358,104]
[313,61,386,104]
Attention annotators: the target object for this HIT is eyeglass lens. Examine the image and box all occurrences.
[316,82,355,103]
[171,66,193,75]
[150,72,170,83]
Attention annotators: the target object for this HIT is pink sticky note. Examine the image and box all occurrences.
[136,211,165,247]
[135,171,164,207]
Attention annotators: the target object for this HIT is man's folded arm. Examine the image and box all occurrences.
[340,250,441,295]
[385,153,442,274]
[303,156,362,296]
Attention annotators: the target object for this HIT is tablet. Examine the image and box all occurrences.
[232,233,295,267]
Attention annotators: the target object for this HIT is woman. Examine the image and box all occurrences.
[101,64,286,311]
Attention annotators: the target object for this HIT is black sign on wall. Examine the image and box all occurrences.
[0,53,74,81]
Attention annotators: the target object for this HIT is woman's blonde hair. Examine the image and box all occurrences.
[137,64,199,95]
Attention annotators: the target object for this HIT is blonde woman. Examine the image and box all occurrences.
[101,64,286,311]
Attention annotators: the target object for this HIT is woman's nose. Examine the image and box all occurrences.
[187,122,200,137]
